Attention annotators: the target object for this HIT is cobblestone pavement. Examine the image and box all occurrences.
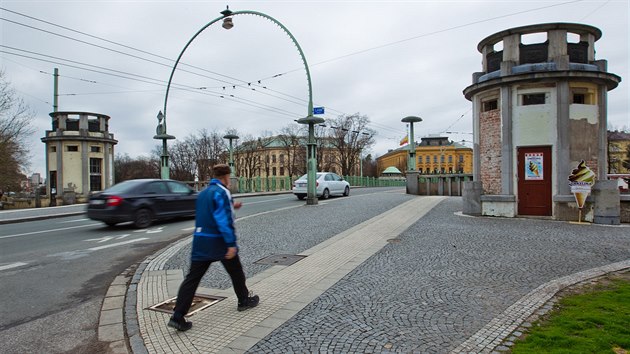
[249,198,630,353]
[134,194,630,354]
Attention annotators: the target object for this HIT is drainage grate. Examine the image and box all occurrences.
[147,294,225,316]
[255,254,306,266]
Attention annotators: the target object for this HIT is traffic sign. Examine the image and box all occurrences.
[313,107,325,115]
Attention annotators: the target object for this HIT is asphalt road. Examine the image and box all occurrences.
[0,187,402,353]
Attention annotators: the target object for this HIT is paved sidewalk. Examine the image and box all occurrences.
[124,195,629,353]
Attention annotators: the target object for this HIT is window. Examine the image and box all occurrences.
[280,167,284,176]
[89,158,102,192]
[67,145,78,152]
[448,155,453,163]
[272,167,277,176]
[167,181,191,194]
[143,182,168,194]
[279,154,285,163]
[89,158,102,174]
[418,157,422,164]
[522,93,546,105]
[482,99,498,112]
[441,155,445,163]
[433,156,438,163]
[50,146,56,152]
[571,88,593,104]
[272,155,276,163]
[459,155,464,163]
[91,146,101,153]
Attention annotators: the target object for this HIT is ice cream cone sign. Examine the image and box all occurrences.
[568,160,595,209]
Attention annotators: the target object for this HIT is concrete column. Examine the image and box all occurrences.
[556,81,571,196]
[472,96,481,182]
[580,32,595,62]
[462,181,482,216]
[597,84,608,180]
[592,180,620,225]
[79,114,88,130]
[406,171,419,195]
[548,29,569,70]
[500,86,513,195]
[481,45,492,72]
[502,34,520,63]
[104,143,111,189]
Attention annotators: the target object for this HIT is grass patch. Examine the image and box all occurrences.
[511,273,630,354]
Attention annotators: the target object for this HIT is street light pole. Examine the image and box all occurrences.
[223,134,239,177]
[157,6,317,194]
[401,116,422,171]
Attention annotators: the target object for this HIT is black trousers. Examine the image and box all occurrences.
[172,255,249,319]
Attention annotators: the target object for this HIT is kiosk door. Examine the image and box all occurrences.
[517,146,552,216]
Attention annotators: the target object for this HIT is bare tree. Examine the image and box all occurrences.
[0,71,35,194]
[277,123,306,178]
[194,129,226,181]
[326,113,376,176]
[235,134,262,179]
[114,153,159,182]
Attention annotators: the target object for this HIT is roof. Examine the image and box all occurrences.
[382,166,402,174]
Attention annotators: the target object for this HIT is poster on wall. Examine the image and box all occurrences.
[524,153,544,180]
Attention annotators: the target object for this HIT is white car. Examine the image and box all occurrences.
[292,172,350,200]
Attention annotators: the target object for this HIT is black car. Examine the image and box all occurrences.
[87,179,197,228]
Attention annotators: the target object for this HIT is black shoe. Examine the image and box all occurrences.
[168,317,192,331]
[237,294,260,312]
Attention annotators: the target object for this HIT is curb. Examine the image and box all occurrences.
[0,211,86,224]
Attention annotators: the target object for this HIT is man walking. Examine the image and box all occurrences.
[168,164,259,331]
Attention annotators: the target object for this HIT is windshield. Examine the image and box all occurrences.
[104,180,147,194]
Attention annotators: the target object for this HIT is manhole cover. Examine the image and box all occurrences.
[255,254,306,266]
[148,294,225,316]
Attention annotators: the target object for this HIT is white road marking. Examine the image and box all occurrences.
[116,234,131,239]
[0,262,28,271]
[0,223,100,240]
[146,227,164,234]
[241,197,292,205]
[182,227,195,231]
[87,238,150,251]
[58,218,90,223]
[84,236,114,243]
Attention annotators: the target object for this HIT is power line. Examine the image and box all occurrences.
[256,0,585,80]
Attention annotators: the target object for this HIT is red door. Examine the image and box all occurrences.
[517,146,552,216]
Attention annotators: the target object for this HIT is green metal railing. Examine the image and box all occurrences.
[186,176,406,193]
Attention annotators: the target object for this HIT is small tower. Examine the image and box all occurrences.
[463,23,621,219]
[41,111,117,204]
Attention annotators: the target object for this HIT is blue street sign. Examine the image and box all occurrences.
[313,107,325,115]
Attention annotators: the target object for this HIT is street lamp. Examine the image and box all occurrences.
[157,6,318,200]
[153,111,175,179]
[401,116,422,171]
[296,115,325,205]
[223,134,239,177]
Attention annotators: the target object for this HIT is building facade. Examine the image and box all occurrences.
[233,136,355,179]
[608,130,630,174]
[41,111,117,204]
[377,137,473,176]
[463,23,621,219]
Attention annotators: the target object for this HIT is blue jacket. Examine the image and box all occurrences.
[191,179,237,261]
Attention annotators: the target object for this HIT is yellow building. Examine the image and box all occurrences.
[377,136,473,175]
[608,130,630,174]
[233,136,351,179]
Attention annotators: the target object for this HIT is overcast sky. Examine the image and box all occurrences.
[1,0,628,177]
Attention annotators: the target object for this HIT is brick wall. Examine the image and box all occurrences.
[479,110,502,194]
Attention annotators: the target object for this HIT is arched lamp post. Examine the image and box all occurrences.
[156,6,320,204]
[401,116,422,171]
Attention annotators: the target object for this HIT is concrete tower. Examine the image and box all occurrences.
[463,23,621,220]
[41,111,117,204]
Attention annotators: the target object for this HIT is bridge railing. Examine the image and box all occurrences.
[186,176,406,193]
[411,174,474,196]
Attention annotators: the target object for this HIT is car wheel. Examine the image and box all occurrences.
[297,194,305,200]
[133,208,153,228]
[105,221,117,227]
[343,186,350,196]
[321,188,330,199]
